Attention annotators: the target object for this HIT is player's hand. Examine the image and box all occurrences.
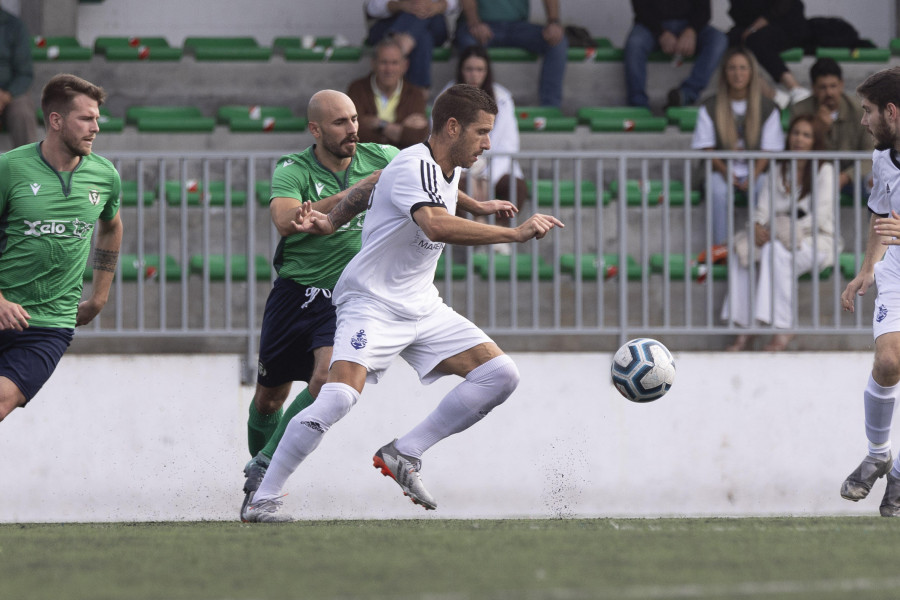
[469,199,518,219]
[0,298,30,331]
[76,297,104,327]
[874,210,900,243]
[841,272,874,312]
[291,201,335,235]
[513,213,565,242]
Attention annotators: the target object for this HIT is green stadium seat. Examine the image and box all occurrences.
[189,254,271,281]
[567,47,600,61]
[488,47,537,61]
[590,116,667,132]
[434,254,467,280]
[840,253,862,279]
[815,47,890,62]
[274,37,363,61]
[665,106,698,125]
[560,252,641,281]
[517,116,577,132]
[183,37,272,61]
[527,179,604,207]
[594,47,624,61]
[472,253,554,280]
[432,46,452,62]
[94,36,182,61]
[120,181,157,207]
[164,180,248,206]
[255,180,272,206]
[217,105,308,132]
[515,106,563,119]
[798,265,833,281]
[216,105,293,124]
[779,47,804,62]
[650,253,727,281]
[608,179,700,206]
[85,253,181,282]
[577,106,653,125]
[891,38,900,56]
[126,106,215,132]
[31,36,92,61]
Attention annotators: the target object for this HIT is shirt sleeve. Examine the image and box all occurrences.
[691,106,716,149]
[868,151,890,216]
[393,158,450,220]
[101,167,122,220]
[760,109,785,151]
[270,158,308,202]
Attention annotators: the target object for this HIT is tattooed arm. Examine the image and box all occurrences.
[275,171,381,237]
[77,212,124,326]
[292,176,377,236]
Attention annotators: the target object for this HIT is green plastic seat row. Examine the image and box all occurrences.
[650,253,727,281]
[120,181,157,207]
[94,36,183,61]
[560,252,642,281]
[183,37,272,61]
[125,106,215,132]
[189,254,272,281]
[527,179,608,207]
[471,253,555,280]
[815,47,889,62]
[608,179,701,206]
[515,106,563,119]
[163,181,248,206]
[517,116,577,132]
[434,255,468,280]
[216,104,307,131]
[577,106,653,124]
[590,116,667,132]
[273,36,362,60]
[84,253,181,282]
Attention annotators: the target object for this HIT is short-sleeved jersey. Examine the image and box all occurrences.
[270,142,398,289]
[334,142,460,318]
[0,143,121,328]
[867,148,900,281]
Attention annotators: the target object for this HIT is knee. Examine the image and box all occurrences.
[873,353,900,387]
[304,382,359,429]
[253,385,291,415]
[482,355,520,400]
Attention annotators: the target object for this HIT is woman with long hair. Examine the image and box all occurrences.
[691,46,784,246]
[722,114,841,351]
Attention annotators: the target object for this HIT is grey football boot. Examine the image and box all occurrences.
[373,439,437,510]
[240,453,270,522]
[241,496,293,523]
[840,452,892,501]
[880,473,900,517]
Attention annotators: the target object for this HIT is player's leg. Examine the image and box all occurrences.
[247,382,291,457]
[0,377,27,422]
[0,327,72,424]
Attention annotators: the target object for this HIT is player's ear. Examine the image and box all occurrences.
[446,117,460,138]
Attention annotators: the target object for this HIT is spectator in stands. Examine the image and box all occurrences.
[440,46,526,228]
[726,0,811,109]
[454,0,567,108]
[722,115,840,351]
[347,37,429,149]
[790,57,872,196]
[691,47,784,246]
[0,7,37,148]
[623,0,728,110]
[363,0,458,97]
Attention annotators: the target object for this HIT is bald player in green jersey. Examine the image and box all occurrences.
[241,89,516,519]
[0,73,122,423]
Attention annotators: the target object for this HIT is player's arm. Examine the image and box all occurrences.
[77,212,124,326]
[841,211,889,312]
[457,189,517,219]
[413,205,563,245]
[271,172,381,237]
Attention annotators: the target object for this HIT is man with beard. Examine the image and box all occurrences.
[791,58,872,194]
[241,84,563,522]
[240,89,516,520]
[0,73,122,423]
[840,66,900,517]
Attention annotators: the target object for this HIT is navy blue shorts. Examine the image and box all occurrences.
[0,326,73,403]
[257,278,337,387]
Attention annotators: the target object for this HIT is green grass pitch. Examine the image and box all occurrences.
[4,517,900,599]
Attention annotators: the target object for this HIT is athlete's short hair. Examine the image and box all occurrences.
[41,73,106,117]
[857,67,900,113]
[431,84,498,134]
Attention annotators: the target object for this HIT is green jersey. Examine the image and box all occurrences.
[0,143,121,328]
[270,142,398,289]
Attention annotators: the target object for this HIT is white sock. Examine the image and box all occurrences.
[396,355,519,459]
[864,373,898,459]
[254,382,359,502]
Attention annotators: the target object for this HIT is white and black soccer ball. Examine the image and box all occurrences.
[611,338,675,402]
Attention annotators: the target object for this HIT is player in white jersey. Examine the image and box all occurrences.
[840,66,900,517]
[241,84,564,522]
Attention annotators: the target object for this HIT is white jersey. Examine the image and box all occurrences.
[868,148,900,283]
[334,142,460,318]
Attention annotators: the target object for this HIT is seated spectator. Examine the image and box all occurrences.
[691,47,784,246]
[454,0,567,108]
[363,0,458,96]
[0,7,37,148]
[722,115,841,351]
[347,37,429,149]
[439,45,526,227]
[790,57,872,196]
[726,0,811,109]
[623,0,728,110]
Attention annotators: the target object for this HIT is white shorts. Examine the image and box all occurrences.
[873,261,900,339]
[331,297,493,384]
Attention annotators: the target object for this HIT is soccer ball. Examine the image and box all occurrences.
[611,338,675,402]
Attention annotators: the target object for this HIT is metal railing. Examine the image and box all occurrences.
[74,149,874,380]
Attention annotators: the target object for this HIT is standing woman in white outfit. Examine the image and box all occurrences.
[722,114,841,351]
[441,45,527,226]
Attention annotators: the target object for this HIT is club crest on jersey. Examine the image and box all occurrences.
[350,329,367,350]
[89,190,100,205]
[877,304,889,323]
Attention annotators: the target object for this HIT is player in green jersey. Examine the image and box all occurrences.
[0,73,122,423]
[241,89,516,519]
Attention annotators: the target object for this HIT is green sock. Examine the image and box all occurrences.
[247,401,283,457]
[260,387,316,460]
